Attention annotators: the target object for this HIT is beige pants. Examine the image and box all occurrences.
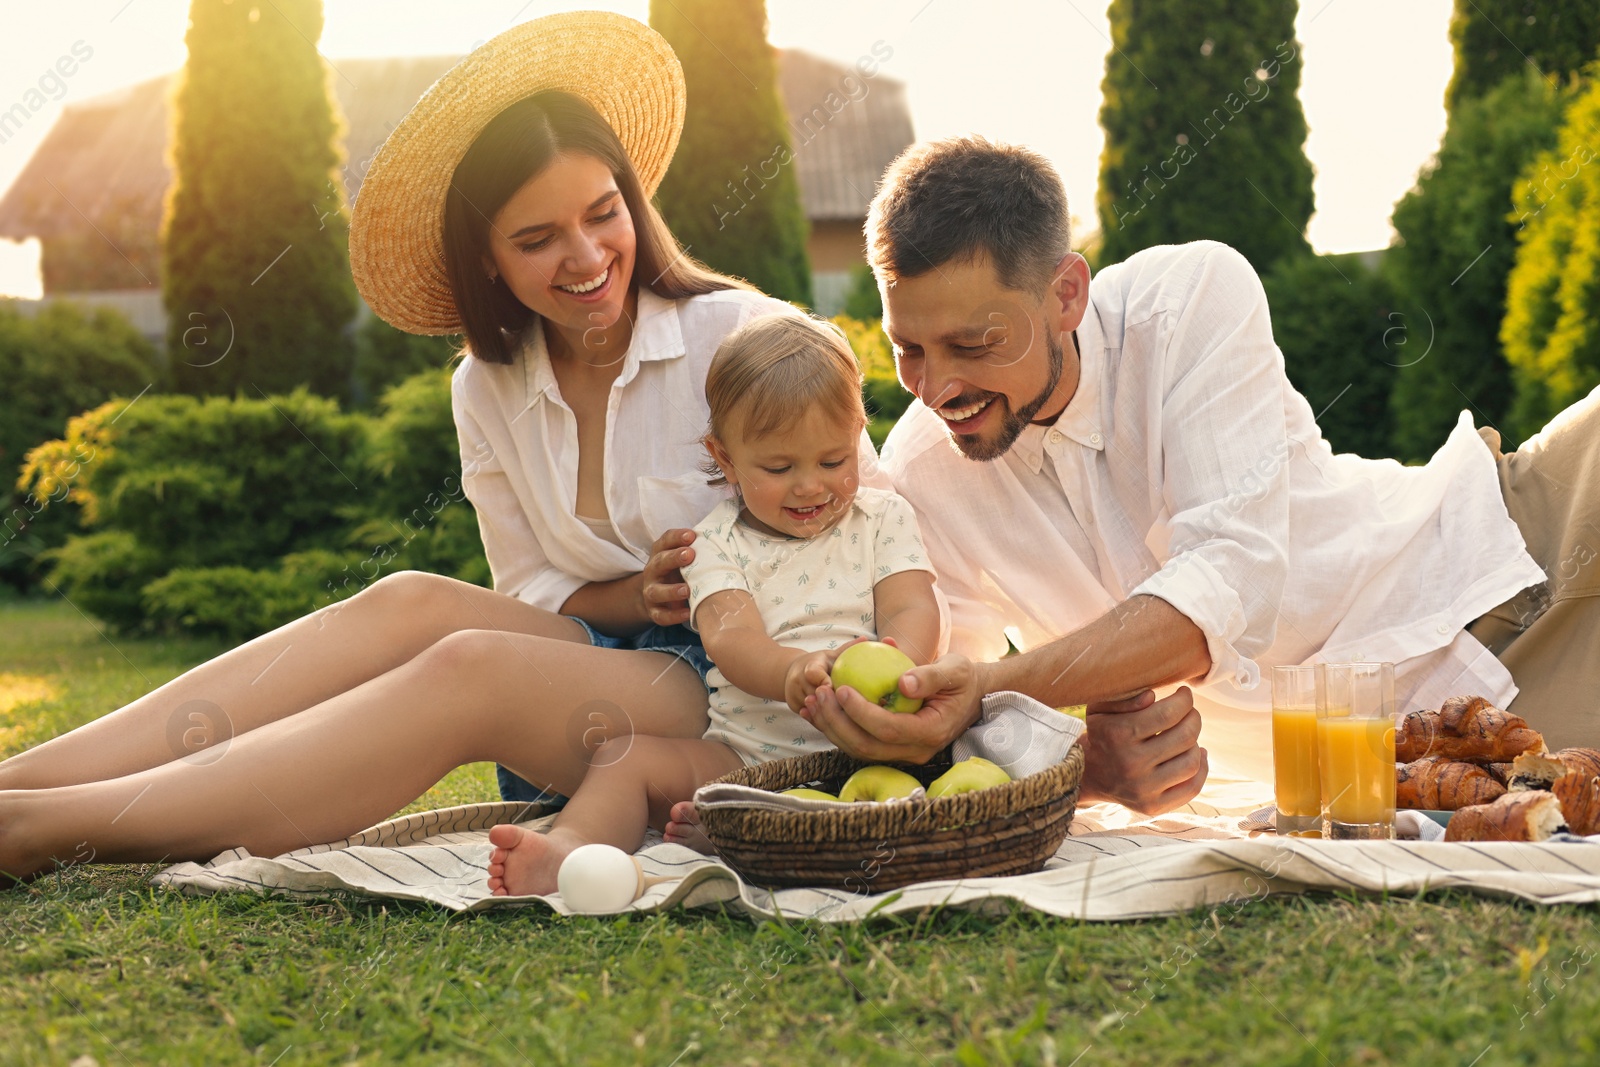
[1467,385,1600,751]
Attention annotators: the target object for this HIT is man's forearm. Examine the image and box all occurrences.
[978,595,1211,705]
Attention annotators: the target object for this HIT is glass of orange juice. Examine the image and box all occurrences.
[1318,663,1396,840]
[1271,664,1324,835]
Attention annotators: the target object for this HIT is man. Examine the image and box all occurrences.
[799,136,1596,814]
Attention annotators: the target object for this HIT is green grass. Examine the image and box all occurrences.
[4,598,1600,1066]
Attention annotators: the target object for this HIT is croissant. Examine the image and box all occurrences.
[1487,762,1515,786]
[1396,757,1505,810]
[1444,791,1567,842]
[1553,747,1600,782]
[1509,748,1600,836]
[1394,695,1545,763]
[1507,752,1569,791]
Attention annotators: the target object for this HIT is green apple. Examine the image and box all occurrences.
[831,641,922,713]
[839,765,923,803]
[781,787,841,802]
[927,757,1012,798]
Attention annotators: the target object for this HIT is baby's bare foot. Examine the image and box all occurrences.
[663,800,717,856]
[486,824,574,896]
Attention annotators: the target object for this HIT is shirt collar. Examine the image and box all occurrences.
[1056,303,1106,451]
[520,287,687,404]
[1010,305,1107,475]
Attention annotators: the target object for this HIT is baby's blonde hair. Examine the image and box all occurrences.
[703,313,868,487]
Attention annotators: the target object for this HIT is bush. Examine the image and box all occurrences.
[19,373,490,639]
[343,367,488,591]
[0,300,163,592]
[1502,69,1600,440]
[1263,253,1407,459]
[84,390,366,568]
[832,314,907,448]
[352,315,460,408]
[141,550,361,643]
[1385,70,1568,460]
[42,530,166,631]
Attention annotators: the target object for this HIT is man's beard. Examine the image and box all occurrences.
[944,328,1065,462]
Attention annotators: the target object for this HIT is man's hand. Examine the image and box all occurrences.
[638,528,696,628]
[800,653,984,764]
[1078,687,1208,815]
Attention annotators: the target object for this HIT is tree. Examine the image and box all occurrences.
[841,262,882,321]
[650,0,812,307]
[1262,254,1406,460]
[162,0,357,399]
[1385,71,1567,460]
[1502,70,1600,440]
[1446,0,1600,111]
[1095,0,1313,274]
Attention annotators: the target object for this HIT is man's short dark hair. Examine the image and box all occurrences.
[866,136,1071,294]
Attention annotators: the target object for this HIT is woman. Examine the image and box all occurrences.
[0,12,856,883]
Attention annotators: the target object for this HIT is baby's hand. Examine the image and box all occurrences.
[783,650,835,714]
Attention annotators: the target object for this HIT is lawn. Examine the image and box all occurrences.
[3,596,1600,1066]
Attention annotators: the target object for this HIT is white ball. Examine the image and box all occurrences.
[557,844,641,914]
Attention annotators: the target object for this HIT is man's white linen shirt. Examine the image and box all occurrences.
[452,288,889,613]
[882,242,1544,752]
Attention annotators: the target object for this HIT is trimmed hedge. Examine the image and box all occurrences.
[0,300,164,592]
[19,368,487,640]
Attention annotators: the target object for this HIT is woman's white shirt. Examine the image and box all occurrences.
[452,288,889,613]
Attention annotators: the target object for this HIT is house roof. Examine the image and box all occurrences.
[0,49,911,242]
[777,49,913,221]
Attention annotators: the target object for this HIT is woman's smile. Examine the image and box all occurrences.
[554,263,614,301]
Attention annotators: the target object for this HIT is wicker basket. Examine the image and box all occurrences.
[697,743,1085,893]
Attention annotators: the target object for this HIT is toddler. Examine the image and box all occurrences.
[486,313,943,896]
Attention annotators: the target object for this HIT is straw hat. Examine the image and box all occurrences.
[349,11,686,335]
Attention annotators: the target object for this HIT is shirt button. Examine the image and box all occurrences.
[1049,430,1063,445]
[1437,623,1451,635]
[1090,432,1103,446]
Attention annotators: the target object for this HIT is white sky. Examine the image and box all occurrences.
[0,0,1453,299]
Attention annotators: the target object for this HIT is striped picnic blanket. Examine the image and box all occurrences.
[148,776,1600,919]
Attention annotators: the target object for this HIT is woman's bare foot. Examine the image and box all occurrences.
[0,792,58,889]
[663,800,717,856]
[486,823,578,896]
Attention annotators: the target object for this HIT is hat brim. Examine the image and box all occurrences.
[350,11,685,335]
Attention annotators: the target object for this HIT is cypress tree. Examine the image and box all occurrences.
[1446,0,1600,111]
[1502,72,1600,440]
[1095,0,1313,274]
[650,0,812,307]
[1386,71,1567,460]
[1263,254,1404,460]
[162,0,356,399]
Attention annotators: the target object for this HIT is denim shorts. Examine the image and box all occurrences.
[495,617,716,807]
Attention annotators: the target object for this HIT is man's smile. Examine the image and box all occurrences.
[936,396,996,431]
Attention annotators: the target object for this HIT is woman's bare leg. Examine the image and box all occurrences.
[485,736,743,896]
[0,627,709,882]
[0,572,589,790]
